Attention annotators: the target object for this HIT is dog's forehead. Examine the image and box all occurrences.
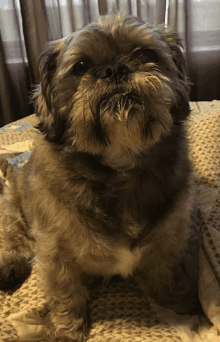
[65,17,169,62]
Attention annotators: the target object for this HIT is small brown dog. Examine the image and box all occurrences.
[0,14,199,341]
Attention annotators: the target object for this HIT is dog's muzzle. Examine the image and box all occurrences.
[93,62,131,83]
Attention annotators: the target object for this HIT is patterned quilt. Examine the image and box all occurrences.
[0,102,220,342]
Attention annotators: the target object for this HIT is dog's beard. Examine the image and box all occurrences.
[67,70,174,156]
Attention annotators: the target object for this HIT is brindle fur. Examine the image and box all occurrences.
[0,14,200,342]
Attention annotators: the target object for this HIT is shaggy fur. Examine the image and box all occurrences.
[0,14,200,341]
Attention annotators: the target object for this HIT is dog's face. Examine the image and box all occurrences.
[34,14,190,159]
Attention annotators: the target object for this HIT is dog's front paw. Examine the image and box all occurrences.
[46,308,89,342]
[47,324,87,342]
[49,331,87,342]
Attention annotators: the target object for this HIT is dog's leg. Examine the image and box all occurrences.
[136,219,195,314]
[136,242,176,299]
[0,186,34,291]
[136,218,202,315]
[39,246,89,342]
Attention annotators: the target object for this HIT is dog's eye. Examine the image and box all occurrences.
[134,48,158,64]
[73,60,91,76]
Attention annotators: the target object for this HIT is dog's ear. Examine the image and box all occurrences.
[164,33,191,124]
[34,39,66,143]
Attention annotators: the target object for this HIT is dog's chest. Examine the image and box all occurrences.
[106,246,142,277]
[81,244,142,278]
[75,169,148,277]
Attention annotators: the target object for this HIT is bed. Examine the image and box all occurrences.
[0,101,220,342]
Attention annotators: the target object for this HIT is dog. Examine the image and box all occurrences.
[0,13,201,341]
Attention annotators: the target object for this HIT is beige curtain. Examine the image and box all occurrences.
[0,0,220,126]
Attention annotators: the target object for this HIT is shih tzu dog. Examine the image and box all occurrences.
[0,13,200,341]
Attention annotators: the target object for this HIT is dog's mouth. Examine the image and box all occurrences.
[96,89,144,121]
[99,89,142,105]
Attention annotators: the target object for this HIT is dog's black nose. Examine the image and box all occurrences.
[100,62,131,82]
